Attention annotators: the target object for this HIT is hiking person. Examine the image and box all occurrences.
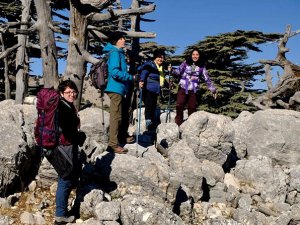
[139,49,166,131]
[54,80,85,224]
[172,48,217,126]
[104,32,134,154]
[123,50,136,134]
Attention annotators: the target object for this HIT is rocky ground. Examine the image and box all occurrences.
[0,186,57,224]
[1,98,300,225]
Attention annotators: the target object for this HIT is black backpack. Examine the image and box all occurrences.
[89,57,109,91]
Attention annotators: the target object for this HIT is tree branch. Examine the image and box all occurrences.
[90,4,155,22]
[0,44,20,59]
[271,77,300,98]
[276,99,289,109]
[246,94,269,110]
[70,37,99,64]
[80,0,115,11]
[264,64,273,90]
[88,26,156,39]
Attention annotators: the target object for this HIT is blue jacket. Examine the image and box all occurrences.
[139,61,160,94]
[103,43,132,96]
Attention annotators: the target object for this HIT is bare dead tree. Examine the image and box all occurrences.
[129,0,141,74]
[33,0,59,89]
[0,0,156,106]
[64,0,156,109]
[15,0,31,104]
[0,33,11,99]
[247,25,300,110]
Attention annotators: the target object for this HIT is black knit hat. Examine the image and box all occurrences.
[107,31,126,45]
[152,49,166,59]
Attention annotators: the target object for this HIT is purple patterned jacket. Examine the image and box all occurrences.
[173,61,216,94]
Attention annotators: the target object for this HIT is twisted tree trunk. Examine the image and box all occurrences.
[247,25,300,110]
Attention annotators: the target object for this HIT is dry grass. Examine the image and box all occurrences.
[0,187,58,224]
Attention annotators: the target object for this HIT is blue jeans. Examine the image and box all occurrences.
[55,177,73,217]
[55,145,81,217]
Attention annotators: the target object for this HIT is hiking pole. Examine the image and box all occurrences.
[136,88,142,157]
[213,92,218,108]
[165,64,172,123]
[129,88,136,125]
[138,88,143,135]
[100,89,107,143]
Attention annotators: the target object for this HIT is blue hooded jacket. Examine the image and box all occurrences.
[103,43,132,96]
[139,61,161,94]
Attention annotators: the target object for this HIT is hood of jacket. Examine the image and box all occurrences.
[138,60,157,72]
[103,43,124,54]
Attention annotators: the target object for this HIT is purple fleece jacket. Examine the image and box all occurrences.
[173,61,216,94]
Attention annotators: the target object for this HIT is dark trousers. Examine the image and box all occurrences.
[175,87,198,126]
[122,83,134,135]
[143,89,158,123]
[107,93,128,147]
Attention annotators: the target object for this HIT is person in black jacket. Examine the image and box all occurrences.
[52,80,85,224]
[139,49,166,131]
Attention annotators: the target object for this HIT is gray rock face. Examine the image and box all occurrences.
[80,189,104,217]
[82,81,110,108]
[232,208,262,225]
[289,165,300,192]
[20,211,45,225]
[94,201,121,221]
[180,111,234,164]
[232,109,300,165]
[156,122,180,149]
[0,216,10,225]
[0,100,37,196]
[2,99,300,225]
[233,156,288,203]
[168,141,203,202]
[95,152,170,201]
[120,196,185,225]
[79,107,110,145]
[37,158,57,188]
[201,160,225,186]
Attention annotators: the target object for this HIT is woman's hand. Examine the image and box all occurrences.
[139,81,144,89]
[167,64,172,72]
[212,92,218,99]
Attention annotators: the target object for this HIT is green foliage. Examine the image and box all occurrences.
[140,42,177,59]
[173,30,281,118]
[0,1,22,20]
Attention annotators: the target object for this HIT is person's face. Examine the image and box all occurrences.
[61,87,77,103]
[116,37,125,48]
[154,55,165,66]
[191,51,200,62]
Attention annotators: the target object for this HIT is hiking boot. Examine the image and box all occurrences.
[54,215,75,224]
[119,136,135,144]
[107,146,128,154]
[126,136,135,144]
[145,119,153,131]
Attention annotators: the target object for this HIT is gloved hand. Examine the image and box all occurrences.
[77,130,86,147]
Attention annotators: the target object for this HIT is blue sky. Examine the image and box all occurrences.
[33,0,300,89]
[139,0,300,59]
[133,0,300,89]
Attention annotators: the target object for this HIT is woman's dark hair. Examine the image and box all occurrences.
[107,31,126,45]
[152,49,166,60]
[186,48,205,67]
[58,79,79,94]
